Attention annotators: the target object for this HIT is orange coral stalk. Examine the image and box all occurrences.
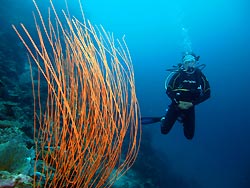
[12,0,141,187]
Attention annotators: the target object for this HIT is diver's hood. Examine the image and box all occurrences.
[182,52,200,62]
[183,54,196,63]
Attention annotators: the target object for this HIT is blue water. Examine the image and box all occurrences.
[83,1,250,187]
[2,0,250,187]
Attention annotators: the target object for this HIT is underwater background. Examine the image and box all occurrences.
[0,0,249,187]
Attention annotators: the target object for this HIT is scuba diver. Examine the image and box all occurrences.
[160,52,211,139]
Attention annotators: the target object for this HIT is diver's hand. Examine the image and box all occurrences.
[178,101,193,110]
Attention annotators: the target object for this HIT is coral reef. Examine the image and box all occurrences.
[12,0,140,187]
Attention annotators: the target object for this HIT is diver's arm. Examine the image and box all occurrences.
[166,72,180,101]
[193,73,211,105]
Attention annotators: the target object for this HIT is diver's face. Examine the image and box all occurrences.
[183,60,195,72]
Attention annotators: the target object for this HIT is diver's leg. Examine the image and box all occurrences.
[182,107,195,140]
[161,103,179,134]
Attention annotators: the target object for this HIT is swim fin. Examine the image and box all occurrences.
[141,117,162,125]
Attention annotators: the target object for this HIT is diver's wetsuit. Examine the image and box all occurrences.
[161,68,211,139]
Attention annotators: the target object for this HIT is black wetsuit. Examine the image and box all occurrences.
[161,68,211,139]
